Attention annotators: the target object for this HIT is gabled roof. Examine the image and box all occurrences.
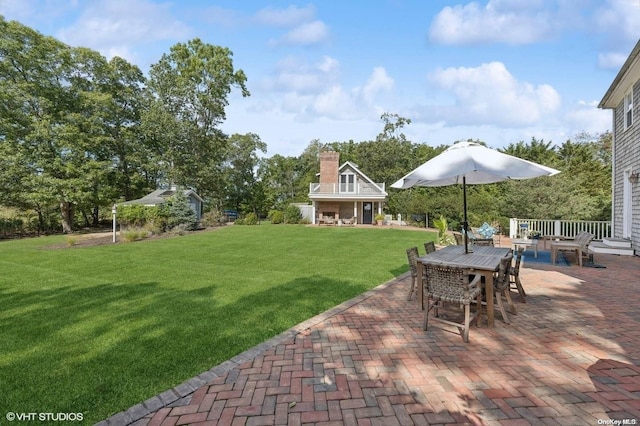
[122,188,203,206]
[339,161,387,194]
[599,39,640,109]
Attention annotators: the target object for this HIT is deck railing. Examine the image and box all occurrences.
[309,182,385,195]
[509,218,611,240]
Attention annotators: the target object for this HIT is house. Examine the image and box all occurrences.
[308,150,387,225]
[122,187,203,221]
[599,39,640,255]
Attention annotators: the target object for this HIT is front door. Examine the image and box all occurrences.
[363,202,373,224]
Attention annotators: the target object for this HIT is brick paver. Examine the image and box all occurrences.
[101,240,640,425]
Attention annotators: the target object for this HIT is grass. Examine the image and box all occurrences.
[0,224,436,423]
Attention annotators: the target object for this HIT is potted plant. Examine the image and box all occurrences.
[375,213,385,226]
[529,230,541,239]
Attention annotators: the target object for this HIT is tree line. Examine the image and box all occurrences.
[0,17,611,234]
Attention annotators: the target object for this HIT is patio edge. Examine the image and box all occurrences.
[96,272,409,426]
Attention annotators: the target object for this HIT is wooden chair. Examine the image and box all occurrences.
[550,231,594,266]
[424,241,436,254]
[422,264,482,343]
[510,247,526,302]
[489,254,516,323]
[406,247,419,301]
[452,232,464,246]
[476,254,515,324]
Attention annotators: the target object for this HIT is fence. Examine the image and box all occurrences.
[509,218,611,240]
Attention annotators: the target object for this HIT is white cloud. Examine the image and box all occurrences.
[362,67,394,104]
[278,20,329,46]
[265,56,340,93]
[254,57,395,124]
[593,0,640,69]
[254,4,316,27]
[428,1,556,45]
[426,61,561,127]
[55,0,190,61]
[564,100,611,135]
[598,51,630,69]
[595,0,640,41]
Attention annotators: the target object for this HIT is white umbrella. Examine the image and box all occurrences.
[391,141,560,252]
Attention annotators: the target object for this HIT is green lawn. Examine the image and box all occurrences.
[0,224,435,423]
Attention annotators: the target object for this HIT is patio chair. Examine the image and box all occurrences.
[453,232,464,245]
[481,253,516,323]
[422,264,482,343]
[550,231,594,267]
[467,227,494,246]
[424,241,436,254]
[510,247,526,302]
[406,247,419,301]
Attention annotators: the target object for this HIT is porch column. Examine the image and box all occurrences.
[354,202,358,224]
[312,201,317,225]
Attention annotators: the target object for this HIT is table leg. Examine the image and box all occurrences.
[534,243,538,258]
[484,270,494,328]
[551,246,557,265]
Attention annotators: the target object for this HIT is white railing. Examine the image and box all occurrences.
[509,218,611,240]
[309,182,385,195]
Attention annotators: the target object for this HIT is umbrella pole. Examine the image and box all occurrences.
[463,176,469,254]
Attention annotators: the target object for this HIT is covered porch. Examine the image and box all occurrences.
[313,200,384,225]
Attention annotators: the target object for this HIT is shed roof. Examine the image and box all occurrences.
[122,188,203,206]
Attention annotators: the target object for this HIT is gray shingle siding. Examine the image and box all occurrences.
[612,79,640,251]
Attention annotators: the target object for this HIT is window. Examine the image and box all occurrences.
[624,88,633,130]
[340,173,355,192]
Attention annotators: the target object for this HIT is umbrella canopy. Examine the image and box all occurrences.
[391,141,560,252]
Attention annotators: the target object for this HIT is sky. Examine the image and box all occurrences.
[1,0,640,157]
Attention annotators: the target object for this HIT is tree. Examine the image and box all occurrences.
[144,38,250,200]
[0,18,120,232]
[224,133,267,214]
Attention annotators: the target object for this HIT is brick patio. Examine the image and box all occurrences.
[100,241,640,425]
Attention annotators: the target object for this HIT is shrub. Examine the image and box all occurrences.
[268,210,284,224]
[167,223,190,236]
[118,205,150,228]
[121,227,150,243]
[283,205,302,224]
[65,236,78,247]
[433,215,454,245]
[200,209,226,227]
[243,212,259,225]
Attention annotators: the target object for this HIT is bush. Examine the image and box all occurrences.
[201,209,226,227]
[118,205,152,228]
[283,205,302,224]
[268,210,284,224]
[121,227,151,242]
[243,212,259,225]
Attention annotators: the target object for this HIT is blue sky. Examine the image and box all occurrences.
[2,0,639,156]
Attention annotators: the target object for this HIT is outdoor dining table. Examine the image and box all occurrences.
[417,245,512,328]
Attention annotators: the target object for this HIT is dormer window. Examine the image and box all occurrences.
[340,173,355,192]
[624,88,633,130]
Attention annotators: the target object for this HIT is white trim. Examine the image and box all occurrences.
[340,172,356,193]
[623,168,633,239]
[624,87,634,130]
